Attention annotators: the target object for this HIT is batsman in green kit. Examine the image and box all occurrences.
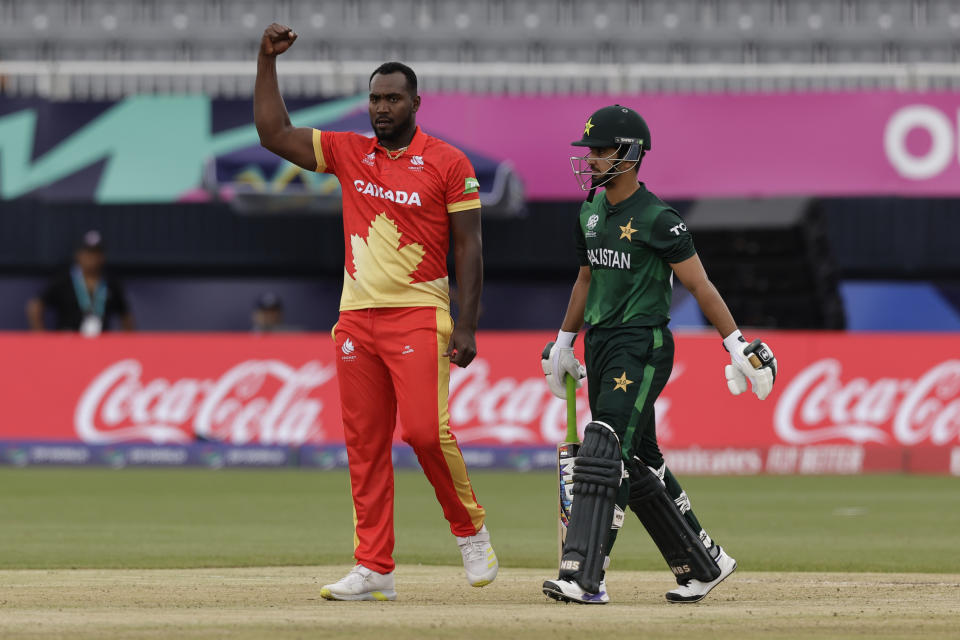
[540,105,779,605]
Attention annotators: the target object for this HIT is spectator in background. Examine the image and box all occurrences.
[252,291,287,332]
[26,230,134,336]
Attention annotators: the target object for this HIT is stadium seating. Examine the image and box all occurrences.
[2,0,960,97]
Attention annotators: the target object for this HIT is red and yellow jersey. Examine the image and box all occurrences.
[312,126,481,312]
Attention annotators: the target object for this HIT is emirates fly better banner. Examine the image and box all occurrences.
[1,332,959,474]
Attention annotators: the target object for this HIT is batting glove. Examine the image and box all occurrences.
[723,330,778,400]
[541,332,586,399]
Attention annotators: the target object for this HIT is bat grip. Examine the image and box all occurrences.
[565,374,578,443]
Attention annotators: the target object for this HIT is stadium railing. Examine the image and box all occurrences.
[3,60,960,98]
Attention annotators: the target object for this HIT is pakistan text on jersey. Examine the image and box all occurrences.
[353,180,422,206]
[587,248,632,270]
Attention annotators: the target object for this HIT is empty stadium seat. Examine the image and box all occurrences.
[1,0,959,98]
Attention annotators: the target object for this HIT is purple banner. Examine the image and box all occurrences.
[0,440,562,471]
[3,441,957,474]
[0,440,295,469]
[297,445,559,471]
[419,91,960,200]
[0,441,558,472]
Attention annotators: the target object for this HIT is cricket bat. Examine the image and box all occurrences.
[557,373,579,563]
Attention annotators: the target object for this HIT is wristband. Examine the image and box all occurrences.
[722,329,745,353]
[556,330,577,349]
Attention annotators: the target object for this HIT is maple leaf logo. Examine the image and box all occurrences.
[349,213,424,284]
[341,213,448,308]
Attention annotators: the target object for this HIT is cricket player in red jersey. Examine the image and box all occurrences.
[254,24,497,601]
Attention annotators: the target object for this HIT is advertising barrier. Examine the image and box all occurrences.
[422,92,960,200]
[1,332,958,474]
[4,92,960,202]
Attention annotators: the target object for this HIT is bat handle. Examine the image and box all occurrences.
[565,374,578,443]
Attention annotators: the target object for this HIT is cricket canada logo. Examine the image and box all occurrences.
[341,339,357,361]
[362,152,375,166]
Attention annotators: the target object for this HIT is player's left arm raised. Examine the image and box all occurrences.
[671,252,778,400]
[445,209,483,367]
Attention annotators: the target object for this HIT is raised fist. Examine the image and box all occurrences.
[260,23,298,57]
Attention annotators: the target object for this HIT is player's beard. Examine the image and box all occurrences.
[591,155,635,188]
[590,164,617,188]
[373,111,416,147]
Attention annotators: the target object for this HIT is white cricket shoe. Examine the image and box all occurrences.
[456,524,499,587]
[320,565,397,601]
[665,546,737,603]
[542,577,610,604]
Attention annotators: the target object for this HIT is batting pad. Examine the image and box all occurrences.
[626,459,721,584]
[558,422,622,593]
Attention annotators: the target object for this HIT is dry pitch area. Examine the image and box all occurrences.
[2,565,959,639]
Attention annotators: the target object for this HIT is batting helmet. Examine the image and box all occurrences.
[570,105,651,191]
[572,104,651,153]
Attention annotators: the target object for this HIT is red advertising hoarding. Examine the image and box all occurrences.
[1,332,958,474]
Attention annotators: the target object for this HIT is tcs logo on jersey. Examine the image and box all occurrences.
[353,179,422,207]
[669,223,688,236]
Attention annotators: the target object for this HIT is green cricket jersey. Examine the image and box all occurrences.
[575,183,695,328]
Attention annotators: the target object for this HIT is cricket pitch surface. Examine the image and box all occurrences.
[2,565,959,639]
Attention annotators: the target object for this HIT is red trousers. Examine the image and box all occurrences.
[333,306,486,573]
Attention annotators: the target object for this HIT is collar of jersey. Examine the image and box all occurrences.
[602,182,647,213]
[367,125,427,157]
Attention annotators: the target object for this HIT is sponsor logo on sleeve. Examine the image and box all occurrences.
[463,177,479,194]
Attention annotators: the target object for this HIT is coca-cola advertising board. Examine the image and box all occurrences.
[1,332,958,474]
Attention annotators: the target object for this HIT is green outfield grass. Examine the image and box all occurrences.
[0,468,957,573]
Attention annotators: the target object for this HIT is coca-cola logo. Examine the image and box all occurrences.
[75,359,336,445]
[448,359,580,443]
[69,351,960,449]
[446,359,677,444]
[775,358,960,445]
